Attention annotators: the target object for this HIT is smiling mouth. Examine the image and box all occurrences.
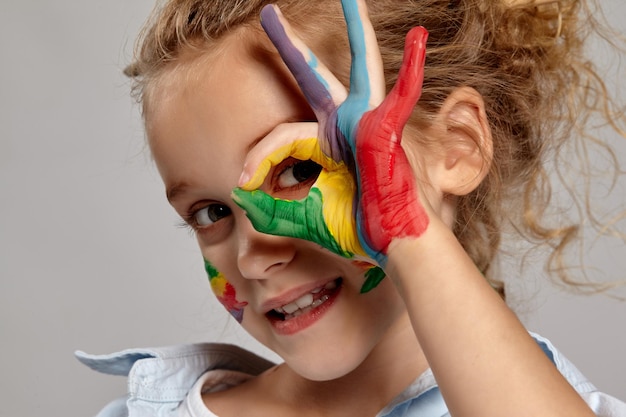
[266,278,342,322]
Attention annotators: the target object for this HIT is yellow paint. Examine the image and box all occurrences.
[242,137,366,258]
[210,273,227,296]
[240,138,342,190]
[316,167,366,257]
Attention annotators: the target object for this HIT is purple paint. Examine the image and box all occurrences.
[260,5,349,164]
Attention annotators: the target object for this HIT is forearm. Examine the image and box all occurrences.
[385,219,595,417]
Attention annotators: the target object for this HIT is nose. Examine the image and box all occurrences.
[236,214,297,280]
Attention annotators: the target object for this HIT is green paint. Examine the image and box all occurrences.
[360,267,386,293]
[232,186,352,259]
[204,259,219,279]
[232,182,388,293]
[202,258,247,323]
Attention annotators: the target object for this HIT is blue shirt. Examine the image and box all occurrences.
[76,333,626,416]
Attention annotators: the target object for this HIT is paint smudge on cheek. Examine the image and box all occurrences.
[204,259,248,323]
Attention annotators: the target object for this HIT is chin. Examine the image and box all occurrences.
[289,357,362,382]
[280,338,373,382]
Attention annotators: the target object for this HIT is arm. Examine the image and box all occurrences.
[236,1,596,415]
[387,224,594,416]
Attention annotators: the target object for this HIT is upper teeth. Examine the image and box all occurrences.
[282,293,313,314]
[275,280,337,314]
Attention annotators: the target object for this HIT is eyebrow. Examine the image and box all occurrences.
[166,182,189,204]
[246,116,316,153]
[165,117,315,204]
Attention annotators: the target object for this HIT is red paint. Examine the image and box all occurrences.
[357,27,430,254]
[218,281,249,313]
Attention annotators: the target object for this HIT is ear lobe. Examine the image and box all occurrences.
[433,86,493,196]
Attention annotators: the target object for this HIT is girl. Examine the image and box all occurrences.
[77,0,626,416]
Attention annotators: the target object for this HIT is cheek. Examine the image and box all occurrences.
[203,258,248,323]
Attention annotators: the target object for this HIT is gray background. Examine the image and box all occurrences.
[1,1,625,416]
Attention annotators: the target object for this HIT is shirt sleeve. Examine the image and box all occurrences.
[581,391,626,417]
[531,332,626,416]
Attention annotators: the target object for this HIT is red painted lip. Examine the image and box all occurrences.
[265,279,342,336]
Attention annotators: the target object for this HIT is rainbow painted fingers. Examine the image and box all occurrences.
[233,0,430,290]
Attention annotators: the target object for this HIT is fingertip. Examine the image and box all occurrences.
[260,4,283,35]
[406,26,429,51]
[238,171,251,188]
[230,187,242,204]
[399,26,427,82]
[231,187,253,207]
[408,26,429,39]
[260,4,278,21]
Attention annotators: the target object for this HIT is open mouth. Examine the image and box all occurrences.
[265,278,342,323]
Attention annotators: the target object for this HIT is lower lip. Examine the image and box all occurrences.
[268,283,341,336]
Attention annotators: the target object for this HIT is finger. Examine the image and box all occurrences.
[260,5,348,119]
[342,0,385,104]
[238,123,342,190]
[231,187,308,237]
[315,167,366,258]
[231,187,348,257]
[375,26,428,138]
[336,0,386,144]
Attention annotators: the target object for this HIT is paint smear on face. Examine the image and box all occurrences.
[204,259,248,323]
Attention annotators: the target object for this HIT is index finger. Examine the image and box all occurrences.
[260,5,348,120]
[238,122,343,190]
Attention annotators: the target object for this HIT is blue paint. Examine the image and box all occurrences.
[307,54,330,90]
[260,6,334,116]
[337,0,371,147]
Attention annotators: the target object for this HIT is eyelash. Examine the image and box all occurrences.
[175,159,321,234]
[271,158,322,194]
[178,210,202,234]
[178,203,230,235]
[177,217,197,235]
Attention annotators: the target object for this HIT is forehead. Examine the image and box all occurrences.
[144,32,262,123]
[144,29,312,188]
[146,29,308,125]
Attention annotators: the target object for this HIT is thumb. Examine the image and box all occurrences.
[232,187,349,258]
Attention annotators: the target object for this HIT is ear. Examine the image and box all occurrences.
[427,86,493,196]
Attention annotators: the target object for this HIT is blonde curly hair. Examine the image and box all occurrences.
[125,0,625,297]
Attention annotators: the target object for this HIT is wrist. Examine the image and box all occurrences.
[383,216,460,285]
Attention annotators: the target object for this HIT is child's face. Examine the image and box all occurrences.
[147,35,410,381]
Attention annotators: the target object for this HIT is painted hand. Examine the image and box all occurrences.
[233,125,364,260]
[232,0,429,290]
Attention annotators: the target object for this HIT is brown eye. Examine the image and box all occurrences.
[276,159,322,189]
[193,204,232,227]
